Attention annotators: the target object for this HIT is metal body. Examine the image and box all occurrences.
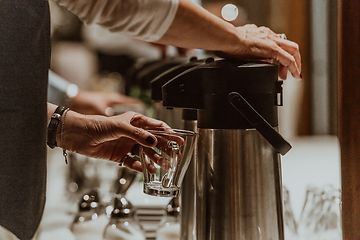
[195,128,284,240]
[158,59,287,240]
[153,101,183,129]
[180,119,197,240]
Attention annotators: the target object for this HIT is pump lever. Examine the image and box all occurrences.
[228,92,292,155]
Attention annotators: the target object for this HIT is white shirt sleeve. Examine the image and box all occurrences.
[52,0,179,42]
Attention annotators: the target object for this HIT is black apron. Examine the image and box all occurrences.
[0,0,50,239]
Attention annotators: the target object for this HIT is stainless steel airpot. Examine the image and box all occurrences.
[162,58,291,240]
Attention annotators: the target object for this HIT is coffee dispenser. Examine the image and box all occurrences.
[150,57,204,128]
[150,58,204,240]
[162,58,291,240]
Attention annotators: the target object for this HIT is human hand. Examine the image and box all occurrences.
[222,24,302,80]
[155,0,301,80]
[57,110,171,172]
[69,90,144,116]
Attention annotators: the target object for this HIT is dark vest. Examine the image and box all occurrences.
[0,0,50,239]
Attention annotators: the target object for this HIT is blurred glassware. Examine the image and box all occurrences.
[66,153,119,212]
[66,153,101,202]
[283,186,298,239]
[67,154,120,239]
[103,167,145,240]
[71,190,110,240]
[103,196,145,240]
[109,166,139,218]
[156,197,181,240]
[316,188,342,240]
[298,185,342,240]
[95,159,119,212]
[298,186,324,239]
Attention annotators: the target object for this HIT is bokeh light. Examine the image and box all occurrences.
[221,4,239,21]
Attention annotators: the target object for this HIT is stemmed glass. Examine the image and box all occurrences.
[103,167,146,240]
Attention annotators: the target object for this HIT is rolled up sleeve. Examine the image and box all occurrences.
[52,0,178,42]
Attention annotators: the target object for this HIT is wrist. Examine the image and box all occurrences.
[47,106,69,149]
[55,110,84,151]
[220,24,244,55]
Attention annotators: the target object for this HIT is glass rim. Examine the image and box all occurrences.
[144,127,196,137]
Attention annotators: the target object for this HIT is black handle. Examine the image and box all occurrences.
[228,92,292,155]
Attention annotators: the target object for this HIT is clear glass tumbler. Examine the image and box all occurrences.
[298,185,342,240]
[140,128,196,197]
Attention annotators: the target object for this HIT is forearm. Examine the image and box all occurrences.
[155,0,240,53]
[53,0,178,42]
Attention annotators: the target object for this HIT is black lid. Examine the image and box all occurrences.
[136,58,187,90]
[150,57,205,101]
[162,59,280,129]
[182,109,197,121]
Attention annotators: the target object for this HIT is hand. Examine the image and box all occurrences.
[57,110,170,172]
[69,90,145,116]
[156,0,301,81]
[223,24,302,80]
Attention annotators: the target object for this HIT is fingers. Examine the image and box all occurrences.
[143,147,171,170]
[237,25,302,80]
[264,31,301,80]
[127,114,172,147]
[272,37,302,76]
[131,127,158,147]
[115,142,157,173]
[121,145,167,174]
[278,64,288,80]
[130,114,171,129]
[107,112,169,148]
[121,155,146,173]
[273,45,301,80]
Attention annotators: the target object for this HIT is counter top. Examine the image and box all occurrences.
[281,135,340,220]
[36,135,341,240]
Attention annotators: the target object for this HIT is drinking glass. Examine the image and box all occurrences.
[283,186,298,239]
[139,128,196,197]
[316,188,342,240]
[298,185,342,240]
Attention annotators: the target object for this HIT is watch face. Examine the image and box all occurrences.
[67,84,79,98]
